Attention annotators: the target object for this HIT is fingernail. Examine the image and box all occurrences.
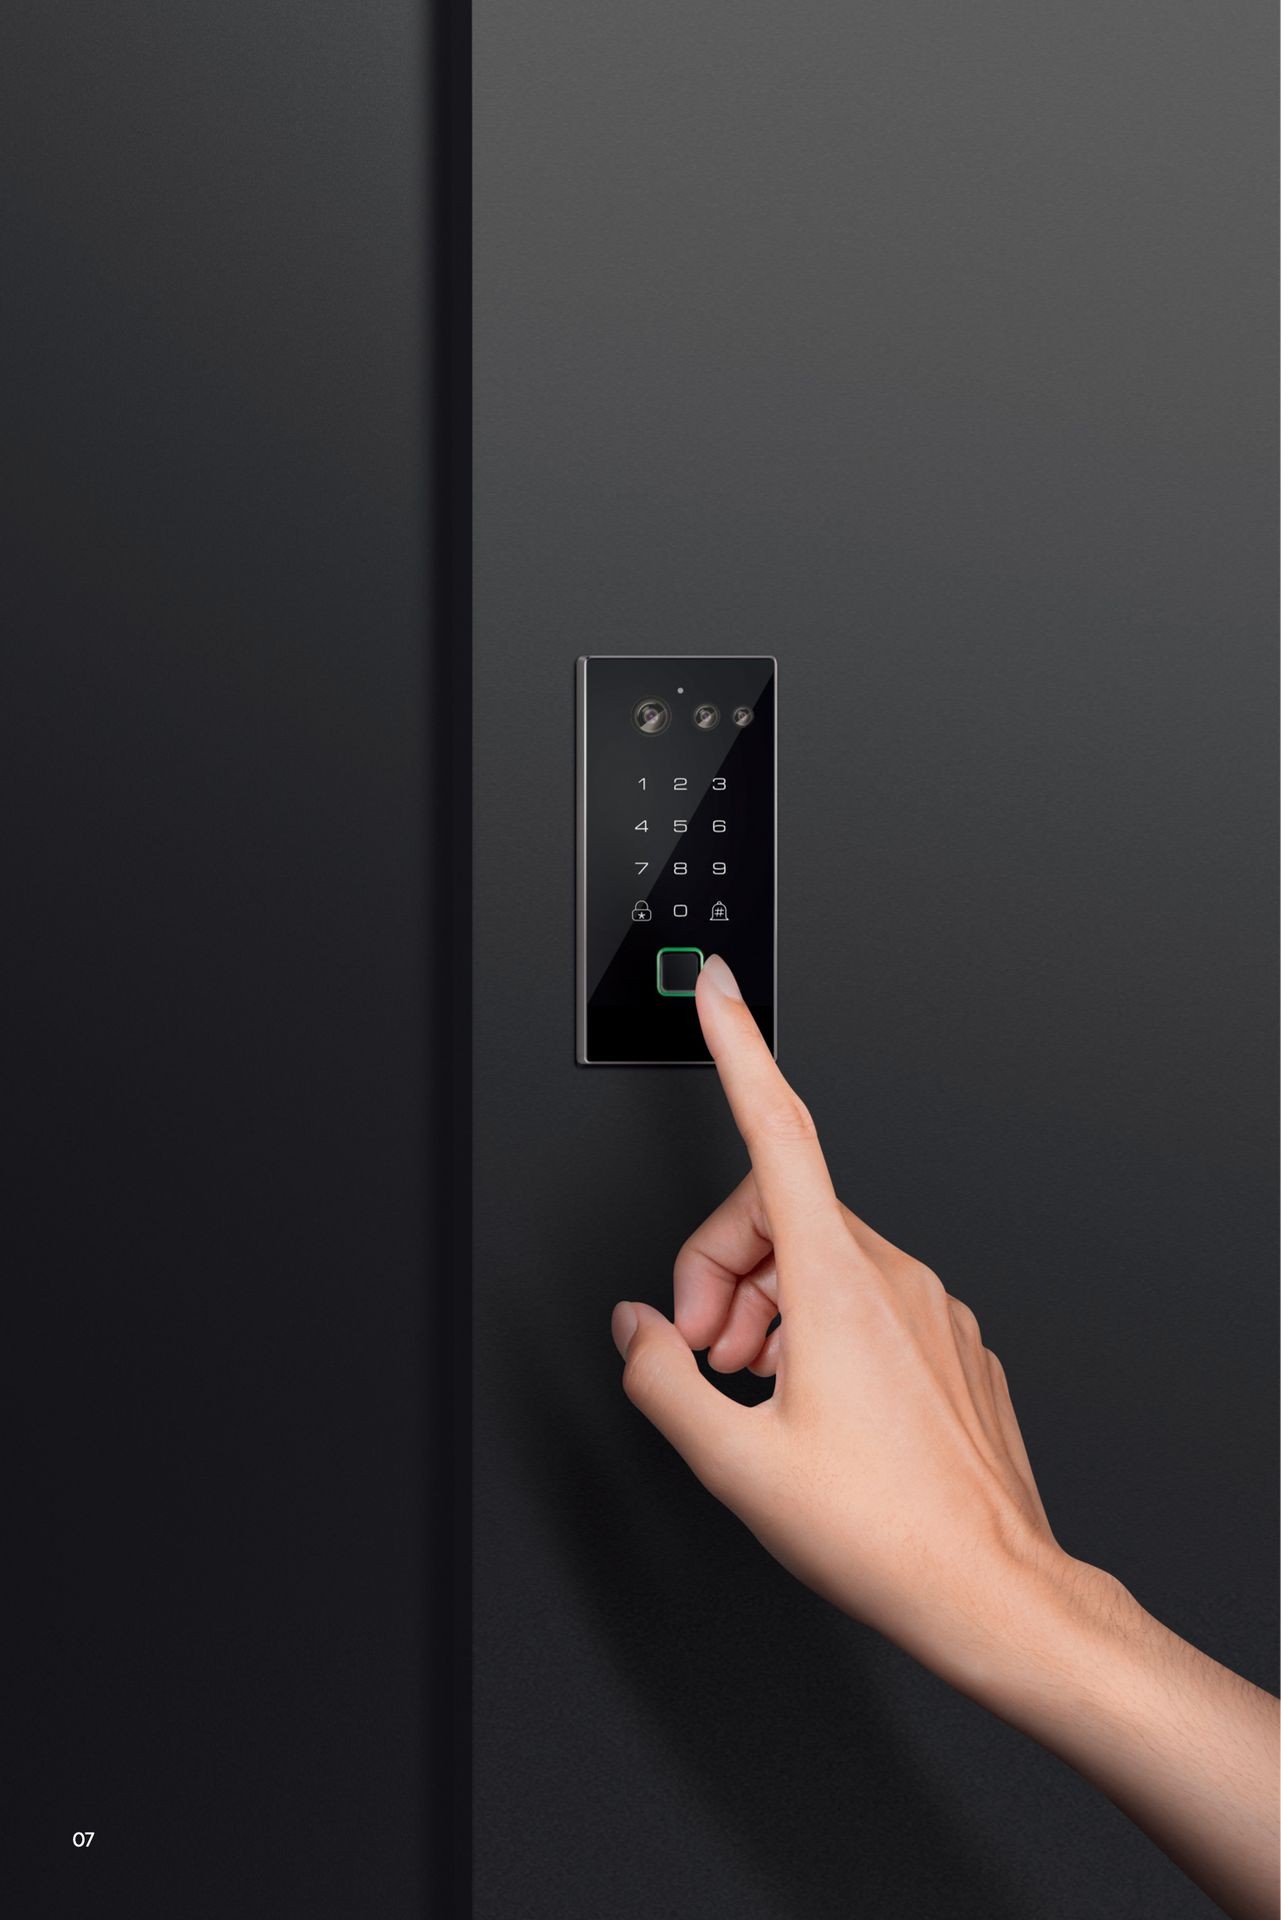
[699,953,742,1001]
[611,1300,639,1357]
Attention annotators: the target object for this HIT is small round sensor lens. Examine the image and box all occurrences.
[732,705,754,728]
[631,697,671,735]
[692,703,720,730]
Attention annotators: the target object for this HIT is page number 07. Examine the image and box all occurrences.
[73,1832,95,1848]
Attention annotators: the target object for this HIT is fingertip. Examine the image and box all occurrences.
[673,1309,713,1353]
[698,952,742,1002]
[672,1278,731,1353]
[748,1327,781,1377]
[611,1300,639,1358]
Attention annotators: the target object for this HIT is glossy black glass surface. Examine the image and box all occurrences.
[579,656,775,1063]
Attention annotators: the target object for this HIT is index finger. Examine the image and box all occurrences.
[695,954,841,1244]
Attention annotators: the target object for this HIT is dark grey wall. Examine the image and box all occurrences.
[6,1,447,1912]
[473,6,1276,1917]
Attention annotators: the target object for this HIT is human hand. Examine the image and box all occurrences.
[610,951,1072,1696]
[610,953,1279,1920]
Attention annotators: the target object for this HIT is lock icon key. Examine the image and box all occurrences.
[631,900,652,923]
[710,900,729,922]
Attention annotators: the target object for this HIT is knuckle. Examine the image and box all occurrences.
[903,1259,945,1303]
[748,1093,818,1145]
[947,1295,982,1342]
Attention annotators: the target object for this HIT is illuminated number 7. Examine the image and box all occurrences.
[634,862,649,874]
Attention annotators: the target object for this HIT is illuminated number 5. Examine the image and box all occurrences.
[673,819,688,833]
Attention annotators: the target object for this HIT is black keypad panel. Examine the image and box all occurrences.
[577,656,776,1064]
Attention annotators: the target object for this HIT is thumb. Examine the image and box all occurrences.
[612,1301,754,1498]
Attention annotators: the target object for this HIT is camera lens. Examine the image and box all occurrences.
[732,705,754,728]
[631,697,671,735]
[692,703,720,730]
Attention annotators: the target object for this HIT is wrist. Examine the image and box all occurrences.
[947,1538,1280,1920]
[931,1535,1145,1729]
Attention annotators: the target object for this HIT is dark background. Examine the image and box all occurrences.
[3,0,1274,1916]
[473,4,1276,1918]
[6,0,454,1912]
